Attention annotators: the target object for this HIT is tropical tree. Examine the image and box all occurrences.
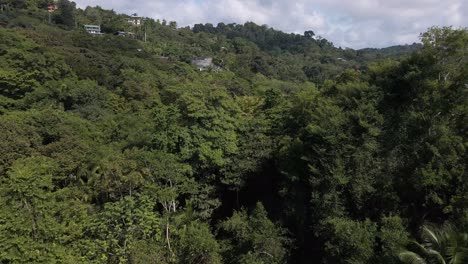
[218,202,290,264]
[398,224,468,264]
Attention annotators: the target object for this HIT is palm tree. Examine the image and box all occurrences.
[398,224,468,264]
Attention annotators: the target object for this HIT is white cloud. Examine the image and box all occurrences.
[73,0,467,49]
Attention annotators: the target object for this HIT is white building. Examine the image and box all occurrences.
[191,58,222,71]
[84,25,103,35]
[127,16,142,26]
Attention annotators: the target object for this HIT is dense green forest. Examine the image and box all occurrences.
[0,1,467,263]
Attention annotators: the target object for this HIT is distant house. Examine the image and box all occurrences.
[114,31,135,38]
[84,25,103,35]
[191,57,222,71]
[47,2,58,12]
[127,16,142,26]
[192,58,213,69]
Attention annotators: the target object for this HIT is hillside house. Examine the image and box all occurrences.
[191,57,222,71]
[114,31,135,38]
[127,16,142,26]
[84,25,103,35]
[47,2,58,12]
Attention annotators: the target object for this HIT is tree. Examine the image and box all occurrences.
[0,30,71,99]
[218,202,289,264]
[304,30,315,39]
[321,217,377,264]
[376,215,410,263]
[56,0,76,28]
[398,224,468,264]
[373,27,467,224]
[175,220,222,264]
[86,195,162,263]
[0,157,88,263]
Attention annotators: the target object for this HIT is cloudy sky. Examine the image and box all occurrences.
[74,0,467,49]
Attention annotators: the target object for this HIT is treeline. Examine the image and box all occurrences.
[192,22,334,51]
[0,2,467,264]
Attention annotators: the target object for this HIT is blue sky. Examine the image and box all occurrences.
[74,0,467,49]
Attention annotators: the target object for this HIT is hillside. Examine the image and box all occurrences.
[357,43,422,61]
[0,1,467,264]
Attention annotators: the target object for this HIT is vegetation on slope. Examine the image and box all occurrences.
[0,1,466,263]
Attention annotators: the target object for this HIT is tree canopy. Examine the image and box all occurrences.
[0,3,466,264]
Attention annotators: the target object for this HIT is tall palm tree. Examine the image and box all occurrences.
[398,224,468,264]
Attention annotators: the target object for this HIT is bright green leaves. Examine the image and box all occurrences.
[151,81,242,217]
[88,147,145,201]
[171,82,240,169]
[1,156,55,212]
[24,78,117,121]
[0,67,40,98]
[219,203,289,264]
[174,221,222,264]
[0,30,71,100]
[321,217,377,264]
[86,195,162,264]
[155,80,241,178]
[136,150,198,216]
[152,102,185,153]
[0,13,466,264]
[0,156,88,263]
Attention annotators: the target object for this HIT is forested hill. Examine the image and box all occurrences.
[357,43,422,61]
[0,1,467,264]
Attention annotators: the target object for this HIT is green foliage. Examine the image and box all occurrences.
[0,111,41,173]
[378,215,409,262]
[86,195,162,263]
[219,202,289,264]
[373,27,467,222]
[24,78,115,121]
[398,224,468,264]
[175,221,222,264]
[357,43,421,62]
[0,29,71,99]
[54,0,76,28]
[0,7,466,264]
[321,217,377,264]
[0,156,89,263]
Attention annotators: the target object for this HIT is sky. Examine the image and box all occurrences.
[74,0,467,49]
